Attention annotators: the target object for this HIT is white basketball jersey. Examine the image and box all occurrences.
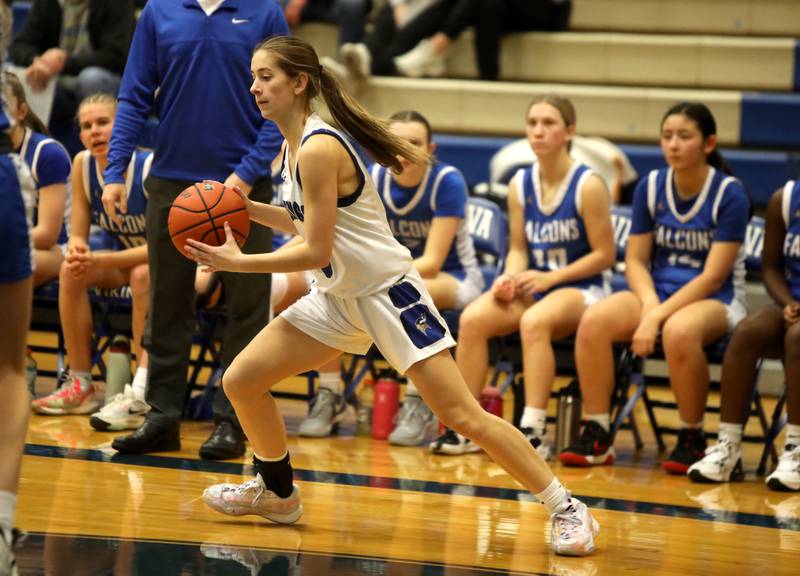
[280,114,413,297]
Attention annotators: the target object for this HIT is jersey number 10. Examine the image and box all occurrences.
[531,248,568,270]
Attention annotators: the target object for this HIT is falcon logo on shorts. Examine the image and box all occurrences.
[415,313,429,335]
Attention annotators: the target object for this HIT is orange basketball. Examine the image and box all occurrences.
[168,180,250,260]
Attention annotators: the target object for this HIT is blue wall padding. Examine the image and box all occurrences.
[741,92,800,147]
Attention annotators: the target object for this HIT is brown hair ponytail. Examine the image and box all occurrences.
[254,36,427,172]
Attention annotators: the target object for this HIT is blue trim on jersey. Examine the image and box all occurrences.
[87,152,149,249]
[631,168,749,305]
[782,180,800,301]
[21,129,71,244]
[0,155,32,282]
[520,162,603,295]
[299,129,365,207]
[375,162,472,276]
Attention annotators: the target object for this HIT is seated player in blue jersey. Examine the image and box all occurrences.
[298,109,486,446]
[688,180,800,490]
[4,71,71,287]
[432,95,616,457]
[564,102,751,473]
[32,94,152,426]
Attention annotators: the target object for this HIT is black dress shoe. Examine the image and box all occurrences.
[112,418,181,454]
[199,420,245,460]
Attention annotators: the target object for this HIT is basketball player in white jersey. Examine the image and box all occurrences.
[185,36,599,556]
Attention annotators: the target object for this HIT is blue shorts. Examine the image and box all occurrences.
[0,155,33,283]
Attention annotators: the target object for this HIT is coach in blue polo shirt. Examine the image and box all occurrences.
[102,0,289,460]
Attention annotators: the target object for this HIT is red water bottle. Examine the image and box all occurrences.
[371,373,400,439]
[479,385,503,418]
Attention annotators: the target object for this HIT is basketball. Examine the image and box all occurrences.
[168,180,250,259]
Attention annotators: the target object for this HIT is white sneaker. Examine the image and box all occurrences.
[429,428,482,455]
[551,497,599,557]
[298,388,347,438]
[388,395,435,446]
[766,444,800,492]
[520,426,553,461]
[0,529,21,576]
[203,474,303,524]
[340,42,371,80]
[89,384,150,431]
[394,39,446,78]
[688,438,744,483]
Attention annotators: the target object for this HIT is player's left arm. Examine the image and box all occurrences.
[92,245,148,269]
[548,174,616,286]
[414,216,460,278]
[32,182,67,249]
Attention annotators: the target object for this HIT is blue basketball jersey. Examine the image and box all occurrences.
[631,167,749,305]
[20,128,72,244]
[781,180,800,301]
[514,161,608,293]
[371,162,481,283]
[82,150,151,249]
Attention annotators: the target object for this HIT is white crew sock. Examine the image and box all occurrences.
[520,407,547,436]
[534,478,569,515]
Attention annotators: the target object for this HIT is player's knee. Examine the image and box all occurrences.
[458,306,490,340]
[661,319,699,358]
[519,312,550,344]
[575,309,608,349]
[129,265,150,296]
[784,323,800,359]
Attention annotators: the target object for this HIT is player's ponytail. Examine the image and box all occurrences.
[661,101,734,175]
[254,36,427,172]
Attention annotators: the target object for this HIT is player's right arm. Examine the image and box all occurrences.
[231,186,296,235]
[68,152,90,251]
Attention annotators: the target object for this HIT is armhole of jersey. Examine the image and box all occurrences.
[81,152,92,203]
[782,180,795,227]
[513,168,526,208]
[300,129,365,207]
[370,163,382,191]
[430,165,456,212]
[712,177,737,226]
[142,153,154,199]
[646,170,658,219]
[573,167,593,217]
[30,140,45,185]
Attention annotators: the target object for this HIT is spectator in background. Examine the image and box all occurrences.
[8,0,134,134]
[394,0,572,80]
[281,0,372,45]
[327,0,452,81]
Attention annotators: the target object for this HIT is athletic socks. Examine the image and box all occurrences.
[718,422,743,446]
[132,367,148,402]
[586,413,611,433]
[253,451,294,498]
[520,407,548,436]
[785,423,800,449]
[535,478,569,515]
[0,491,16,535]
[318,371,340,393]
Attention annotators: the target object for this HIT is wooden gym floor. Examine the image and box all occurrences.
[12,355,800,575]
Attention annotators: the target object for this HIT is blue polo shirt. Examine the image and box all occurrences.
[105,0,289,186]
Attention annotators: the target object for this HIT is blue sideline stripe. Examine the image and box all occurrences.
[25,443,798,532]
[794,40,800,92]
[741,92,800,147]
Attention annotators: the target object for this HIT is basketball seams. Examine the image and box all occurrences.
[168,181,250,258]
[169,206,247,236]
